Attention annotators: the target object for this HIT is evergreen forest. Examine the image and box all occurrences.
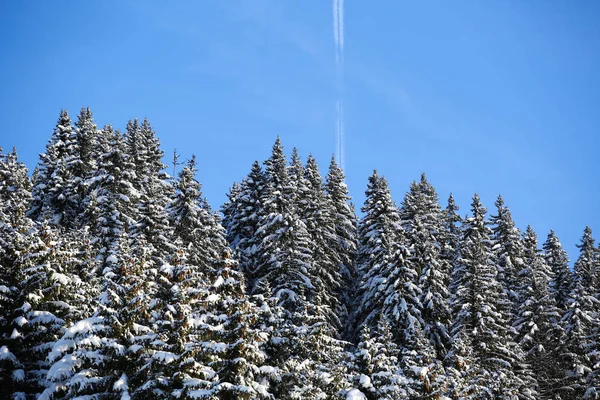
[0,108,599,399]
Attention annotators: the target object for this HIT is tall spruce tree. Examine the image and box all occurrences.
[560,227,599,398]
[168,155,226,278]
[223,161,266,283]
[400,174,452,359]
[253,138,314,312]
[29,110,74,226]
[543,230,573,311]
[325,156,358,337]
[46,233,156,399]
[300,154,343,333]
[514,226,565,398]
[448,194,529,398]
[353,171,400,334]
[490,195,525,324]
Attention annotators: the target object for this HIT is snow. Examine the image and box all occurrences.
[346,389,367,400]
[410,366,429,378]
[113,373,129,391]
[152,351,179,364]
[213,276,225,287]
[0,346,16,362]
[13,369,25,381]
[359,374,372,388]
[64,317,105,338]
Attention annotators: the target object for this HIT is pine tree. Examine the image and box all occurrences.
[85,128,139,265]
[325,156,358,338]
[223,161,266,282]
[442,194,462,276]
[46,233,156,399]
[514,226,564,399]
[0,148,32,227]
[10,224,89,399]
[179,249,274,399]
[400,174,452,359]
[560,227,599,398]
[353,171,400,333]
[448,194,526,398]
[0,147,32,400]
[543,230,573,311]
[369,316,409,399]
[64,107,98,227]
[300,154,343,333]
[490,195,525,323]
[222,181,242,246]
[253,138,314,312]
[168,155,226,278]
[29,110,74,226]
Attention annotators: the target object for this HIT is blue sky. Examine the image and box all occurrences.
[1,1,599,261]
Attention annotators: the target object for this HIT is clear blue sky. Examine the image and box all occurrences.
[1,1,599,261]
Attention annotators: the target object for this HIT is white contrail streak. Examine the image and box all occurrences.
[338,0,344,53]
[340,103,345,171]
[333,0,345,170]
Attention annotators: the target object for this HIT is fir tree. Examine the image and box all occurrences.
[448,194,528,398]
[85,128,139,265]
[254,138,314,312]
[543,230,573,311]
[64,107,98,227]
[353,171,400,333]
[514,226,564,399]
[400,174,452,359]
[46,233,156,399]
[300,154,343,333]
[29,110,74,226]
[0,147,32,227]
[490,195,525,323]
[223,161,266,281]
[325,156,358,338]
[560,227,599,398]
[168,155,226,278]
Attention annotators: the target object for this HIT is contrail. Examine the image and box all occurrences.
[333,0,339,65]
[338,0,344,53]
[333,0,345,170]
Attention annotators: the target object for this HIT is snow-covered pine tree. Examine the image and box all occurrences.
[125,118,172,203]
[64,107,98,227]
[442,194,462,279]
[400,174,452,359]
[271,298,348,400]
[369,315,408,399]
[490,195,525,324]
[382,231,442,399]
[222,181,242,246]
[253,138,314,312]
[300,154,343,333]
[168,155,227,279]
[560,227,599,398]
[513,226,565,399]
[543,230,573,311]
[181,248,274,399]
[29,110,74,226]
[85,128,139,265]
[0,147,32,399]
[0,148,32,227]
[223,161,266,285]
[46,233,157,399]
[448,194,529,398]
[353,170,400,334]
[324,156,358,338]
[9,223,90,399]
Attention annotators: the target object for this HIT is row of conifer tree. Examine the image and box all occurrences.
[0,108,598,399]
